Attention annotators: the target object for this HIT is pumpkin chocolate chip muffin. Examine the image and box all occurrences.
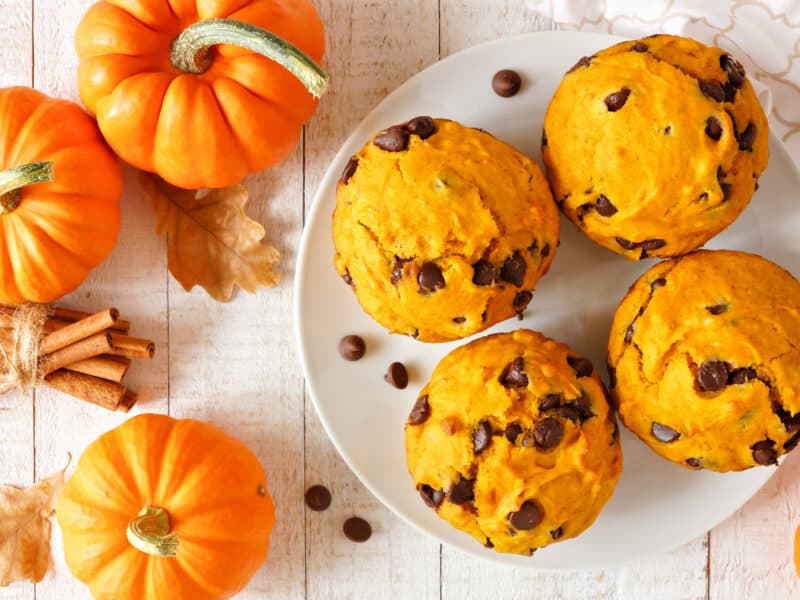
[333,117,559,342]
[542,34,768,260]
[608,250,800,472]
[405,329,622,555]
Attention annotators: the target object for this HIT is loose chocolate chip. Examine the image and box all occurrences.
[505,422,523,442]
[705,116,723,141]
[706,304,728,315]
[541,129,548,146]
[595,194,618,216]
[472,259,496,286]
[738,122,755,151]
[608,366,617,389]
[406,116,436,139]
[539,393,562,412]
[492,69,522,97]
[697,360,731,392]
[640,239,666,251]
[513,290,533,308]
[343,517,372,542]
[305,485,332,511]
[686,457,703,469]
[604,87,631,112]
[499,357,529,388]
[651,422,680,442]
[508,500,542,530]
[390,256,410,284]
[541,243,551,257]
[452,316,466,323]
[341,272,353,286]
[567,56,592,73]
[699,80,726,102]
[500,251,527,287]
[419,484,445,509]
[341,156,359,184]
[418,262,445,292]
[752,440,778,466]
[550,526,564,540]
[624,324,635,344]
[447,477,475,504]
[721,54,745,88]
[473,420,493,454]
[651,278,667,289]
[385,362,408,389]
[338,335,366,361]
[408,395,430,425]
[533,418,564,449]
[728,366,757,385]
[373,125,409,152]
[631,41,648,52]
[556,405,581,422]
[567,356,593,378]
[615,237,638,250]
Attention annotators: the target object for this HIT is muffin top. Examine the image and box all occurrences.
[333,118,559,342]
[543,34,768,259]
[609,250,800,471]
[405,329,622,554]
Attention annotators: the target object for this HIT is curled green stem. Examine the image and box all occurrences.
[127,505,179,558]
[0,161,54,214]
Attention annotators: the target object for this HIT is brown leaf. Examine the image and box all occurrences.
[0,465,67,586]
[141,174,282,302]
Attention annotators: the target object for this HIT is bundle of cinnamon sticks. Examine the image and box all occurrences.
[0,305,155,412]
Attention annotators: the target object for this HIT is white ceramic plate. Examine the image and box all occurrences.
[295,31,800,569]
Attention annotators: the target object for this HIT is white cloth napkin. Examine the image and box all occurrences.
[530,0,800,157]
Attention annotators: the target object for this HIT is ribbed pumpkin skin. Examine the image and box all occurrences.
[0,87,121,303]
[56,414,275,600]
[75,0,325,189]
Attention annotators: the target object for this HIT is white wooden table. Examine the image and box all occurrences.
[1,1,799,598]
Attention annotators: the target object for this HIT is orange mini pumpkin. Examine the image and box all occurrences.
[76,0,327,189]
[0,87,122,303]
[56,413,275,599]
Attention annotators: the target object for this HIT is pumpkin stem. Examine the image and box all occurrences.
[170,18,328,98]
[0,161,54,214]
[127,505,179,558]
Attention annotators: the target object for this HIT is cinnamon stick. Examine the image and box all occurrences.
[108,333,155,359]
[52,307,130,332]
[44,369,126,411]
[118,390,138,413]
[40,308,119,355]
[65,355,131,383]
[0,306,129,335]
[43,332,113,375]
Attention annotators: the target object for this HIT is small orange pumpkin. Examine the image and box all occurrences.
[0,87,122,303]
[56,413,275,599]
[75,0,327,189]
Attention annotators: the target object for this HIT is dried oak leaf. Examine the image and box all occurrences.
[0,466,66,586]
[142,174,281,302]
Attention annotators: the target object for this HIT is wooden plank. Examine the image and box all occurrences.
[302,1,442,598]
[437,2,709,598]
[0,1,34,599]
[30,1,168,598]
[710,452,800,599]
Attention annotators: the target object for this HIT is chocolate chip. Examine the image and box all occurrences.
[472,259,495,286]
[573,393,595,420]
[373,125,409,152]
[305,485,332,511]
[615,237,638,250]
[631,41,648,52]
[721,54,745,88]
[651,278,666,289]
[705,116,723,141]
[513,290,533,308]
[541,243,551,257]
[772,400,800,432]
[608,366,617,389]
[706,303,727,315]
[651,422,680,442]
[408,395,430,425]
[341,156,359,184]
[604,87,631,112]
[343,517,372,542]
[508,500,542,530]
[567,56,592,73]
[484,538,494,548]
[550,526,564,540]
[418,262,445,292]
[556,405,581,422]
[664,125,672,135]
[406,116,436,139]
[533,418,564,449]
[728,366,756,385]
[492,69,522,97]
[699,80,725,102]
[447,477,475,504]
[390,256,410,284]
[785,431,800,452]
[697,360,731,392]
[500,251,527,287]
[341,272,353,286]
[338,335,366,361]
[567,356,593,378]
[541,129,548,146]
[452,316,466,323]
[499,357,529,388]
[751,440,778,466]
[385,362,408,389]
[686,457,703,469]
[624,324,634,343]
[539,393,562,411]
[419,484,445,509]
[723,81,737,103]
[595,194,618,216]
[473,420,493,454]
[738,122,755,151]
[481,310,487,323]
[640,239,666,251]
[505,422,523,442]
